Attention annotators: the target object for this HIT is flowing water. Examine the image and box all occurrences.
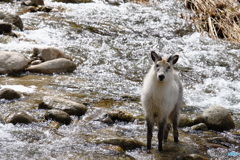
[0,0,239,159]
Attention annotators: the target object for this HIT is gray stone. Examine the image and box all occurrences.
[39,96,87,116]
[202,106,235,131]
[27,58,77,74]
[45,109,72,125]
[33,47,72,62]
[0,51,29,75]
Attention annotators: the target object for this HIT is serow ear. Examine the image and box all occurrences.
[167,54,179,65]
[151,51,162,62]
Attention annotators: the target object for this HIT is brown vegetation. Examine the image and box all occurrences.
[185,0,240,43]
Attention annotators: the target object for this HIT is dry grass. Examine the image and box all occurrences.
[185,0,240,43]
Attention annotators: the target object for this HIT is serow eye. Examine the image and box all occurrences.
[166,66,170,72]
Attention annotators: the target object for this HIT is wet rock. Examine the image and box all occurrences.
[3,13,24,31]
[5,111,37,124]
[45,109,72,125]
[202,106,235,131]
[110,110,135,122]
[53,0,92,3]
[96,138,145,150]
[21,0,44,6]
[97,110,135,124]
[39,96,87,116]
[182,154,209,160]
[32,47,72,62]
[179,115,194,127]
[0,88,21,100]
[27,58,77,74]
[0,51,29,75]
[0,23,12,34]
[191,123,208,131]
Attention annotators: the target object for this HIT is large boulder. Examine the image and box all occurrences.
[39,96,87,116]
[32,47,72,61]
[27,58,76,74]
[202,106,235,131]
[0,88,21,100]
[0,51,29,75]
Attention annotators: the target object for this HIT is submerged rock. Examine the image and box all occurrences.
[5,112,37,124]
[0,88,21,100]
[45,109,72,125]
[96,138,145,150]
[0,51,29,75]
[27,58,77,74]
[32,47,72,62]
[202,106,235,131]
[39,96,87,116]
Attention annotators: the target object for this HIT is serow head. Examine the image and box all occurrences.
[150,51,179,82]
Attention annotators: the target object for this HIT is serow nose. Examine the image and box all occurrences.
[158,75,165,81]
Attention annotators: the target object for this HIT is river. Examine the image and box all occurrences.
[0,0,239,159]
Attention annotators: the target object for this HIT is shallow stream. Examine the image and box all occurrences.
[0,0,239,159]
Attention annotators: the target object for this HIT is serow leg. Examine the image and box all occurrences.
[172,115,179,142]
[158,120,166,151]
[146,119,153,153]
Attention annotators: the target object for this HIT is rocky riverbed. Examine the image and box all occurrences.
[0,0,240,159]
